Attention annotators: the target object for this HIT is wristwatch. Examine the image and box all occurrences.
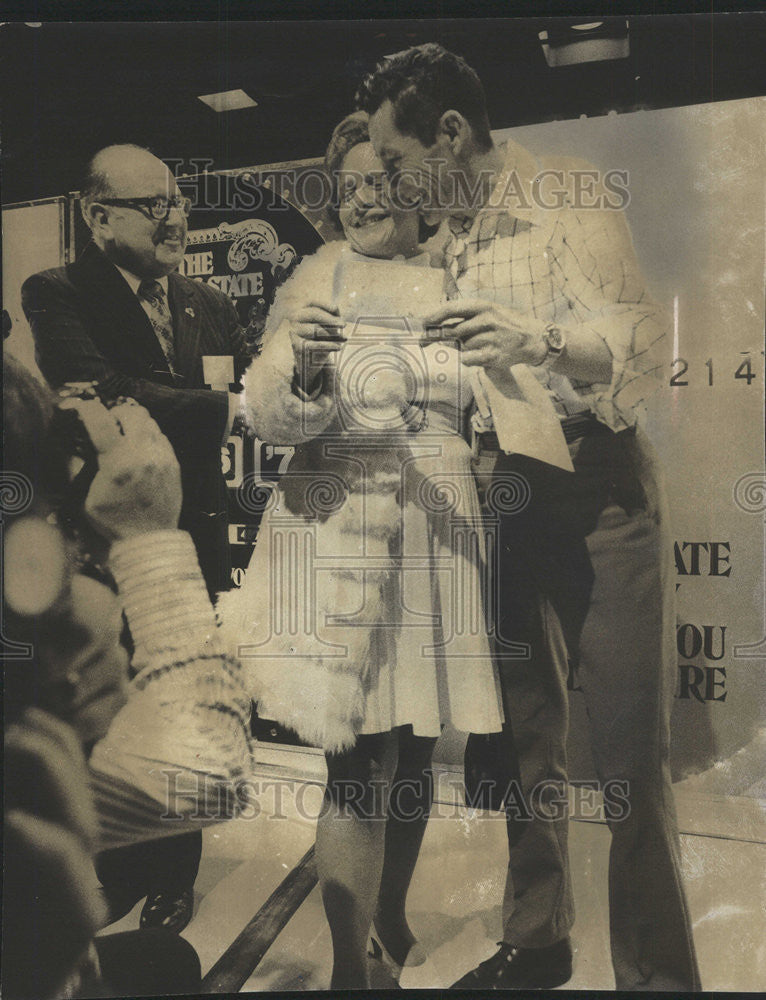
[534,322,567,365]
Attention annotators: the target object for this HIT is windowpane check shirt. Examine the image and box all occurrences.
[442,140,667,433]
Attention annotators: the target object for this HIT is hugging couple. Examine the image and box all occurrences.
[219,42,700,992]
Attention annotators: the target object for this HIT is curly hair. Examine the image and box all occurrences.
[355,43,492,153]
[324,111,372,229]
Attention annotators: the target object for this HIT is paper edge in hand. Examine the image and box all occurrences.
[482,365,575,472]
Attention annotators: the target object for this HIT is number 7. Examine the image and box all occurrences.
[265,445,295,475]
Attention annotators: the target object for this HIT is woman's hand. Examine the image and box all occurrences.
[58,397,182,542]
[284,299,346,390]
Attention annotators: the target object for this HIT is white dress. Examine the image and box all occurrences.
[217,243,504,752]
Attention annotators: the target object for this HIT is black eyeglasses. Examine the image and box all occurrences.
[99,195,192,220]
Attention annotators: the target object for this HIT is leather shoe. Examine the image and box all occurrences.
[96,885,144,926]
[451,938,572,989]
[139,889,194,934]
[369,936,441,989]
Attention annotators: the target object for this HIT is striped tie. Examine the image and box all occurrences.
[138,278,176,372]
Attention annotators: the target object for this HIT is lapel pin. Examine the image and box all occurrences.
[185,306,195,317]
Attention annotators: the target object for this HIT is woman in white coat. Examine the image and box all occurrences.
[219,113,504,988]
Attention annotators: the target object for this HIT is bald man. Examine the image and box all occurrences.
[22,143,250,600]
[22,144,251,934]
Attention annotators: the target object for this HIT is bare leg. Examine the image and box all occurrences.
[374,727,437,965]
[315,730,399,989]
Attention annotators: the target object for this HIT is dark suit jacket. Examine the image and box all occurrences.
[22,242,251,595]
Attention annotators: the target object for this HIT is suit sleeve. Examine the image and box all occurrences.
[22,270,231,456]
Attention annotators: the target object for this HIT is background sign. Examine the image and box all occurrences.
[179,171,326,580]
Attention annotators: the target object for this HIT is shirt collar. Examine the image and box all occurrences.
[448,139,539,236]
[115,265,169,297]
[488,139,539,223]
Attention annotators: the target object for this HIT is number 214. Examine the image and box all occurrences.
[670,355,761,387]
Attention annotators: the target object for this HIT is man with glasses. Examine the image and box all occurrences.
[23,143,249,598]
[22,143,251,936]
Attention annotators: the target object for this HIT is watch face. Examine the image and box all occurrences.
[546,325,565,351]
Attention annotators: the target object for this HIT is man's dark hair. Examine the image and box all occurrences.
[355,43,492,152]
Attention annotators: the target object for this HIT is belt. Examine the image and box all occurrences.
[560,411,600,443]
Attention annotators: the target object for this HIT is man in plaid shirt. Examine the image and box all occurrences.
[359,43,700,991]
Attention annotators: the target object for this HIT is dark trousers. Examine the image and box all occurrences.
[95,831,202,918]
[476,427,700,990]
[85,928,201,997]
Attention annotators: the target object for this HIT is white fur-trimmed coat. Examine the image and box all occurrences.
[218,243,409,750]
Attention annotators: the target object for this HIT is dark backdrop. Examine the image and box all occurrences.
[2,14,765,206]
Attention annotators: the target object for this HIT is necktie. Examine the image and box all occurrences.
[138,279,176,372]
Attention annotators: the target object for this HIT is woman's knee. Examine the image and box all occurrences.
[324,736,397,818]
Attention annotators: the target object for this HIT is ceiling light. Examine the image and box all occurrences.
[197,89,258,112]
[539,20,629,67]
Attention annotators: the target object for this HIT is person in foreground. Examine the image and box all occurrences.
[2,355,253,998]
[218,112,504,989]
[21,143,252,930]
[358,43,701,991]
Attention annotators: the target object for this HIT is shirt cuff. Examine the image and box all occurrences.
[225,391,242,438]
[109,530,219,658]
[588,335,658,431]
